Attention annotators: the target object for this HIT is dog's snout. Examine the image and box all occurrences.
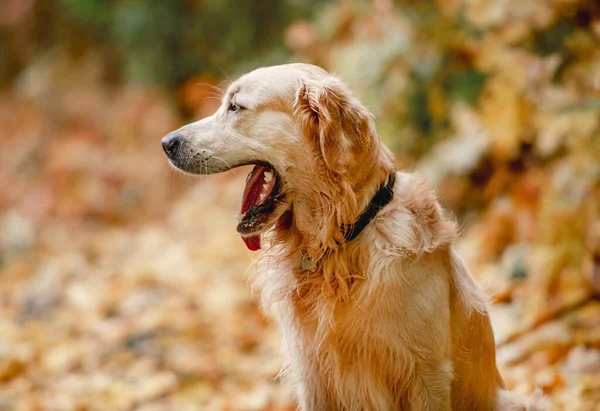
[161,132,181,155]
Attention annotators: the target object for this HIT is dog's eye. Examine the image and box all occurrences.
[228,103,243,113]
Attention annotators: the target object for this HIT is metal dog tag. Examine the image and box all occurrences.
[300,255,313,271]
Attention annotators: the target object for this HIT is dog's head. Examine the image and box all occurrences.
[162,64,394,251]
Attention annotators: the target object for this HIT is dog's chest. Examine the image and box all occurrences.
[287,281,393,357]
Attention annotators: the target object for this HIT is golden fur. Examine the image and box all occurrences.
[163,64,547,410]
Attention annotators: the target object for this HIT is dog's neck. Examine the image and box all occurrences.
[267,139,396,303]
[298,171,396,271]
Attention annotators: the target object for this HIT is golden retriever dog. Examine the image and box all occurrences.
[161,64,546,410]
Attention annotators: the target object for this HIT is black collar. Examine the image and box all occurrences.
[341,172,396,243]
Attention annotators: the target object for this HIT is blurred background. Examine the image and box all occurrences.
[0,0,599,410]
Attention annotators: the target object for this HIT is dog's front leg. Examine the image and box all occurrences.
[297,377,338,411]
[406,360,453,411]
[285,339,337,410]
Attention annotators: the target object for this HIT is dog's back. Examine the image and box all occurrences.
[447,248,504,410]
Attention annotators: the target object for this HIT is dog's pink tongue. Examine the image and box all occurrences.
[240,165,266,251]
[242,236,261,251]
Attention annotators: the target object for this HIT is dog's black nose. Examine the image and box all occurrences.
[161,132,180,155]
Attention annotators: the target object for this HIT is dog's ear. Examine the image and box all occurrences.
[294,77,373,172]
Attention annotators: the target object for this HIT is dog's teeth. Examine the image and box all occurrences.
[259,193,267,202]
[264,171,273,182]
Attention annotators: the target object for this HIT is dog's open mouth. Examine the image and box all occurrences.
[237,164,283,251]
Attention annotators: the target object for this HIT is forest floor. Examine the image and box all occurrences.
[1,169,599,411]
